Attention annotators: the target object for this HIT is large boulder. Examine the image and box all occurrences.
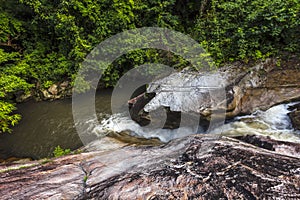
[0,135,299,199]
[288,103,300,130]
[129,59,300,128]
[240,69,300,114]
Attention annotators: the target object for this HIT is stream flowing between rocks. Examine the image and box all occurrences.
[0,89,299,160]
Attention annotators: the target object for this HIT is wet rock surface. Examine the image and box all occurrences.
[129,59,300,128]
[39,81,72,100]
[0,155,86,199]
[288,103,300,130]
[1,135,299,199]
[15,81,72,102]
[234,135,300,157]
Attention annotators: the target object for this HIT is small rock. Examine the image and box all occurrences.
[60,81,69,90]
[15,93,32,103]
[48,84,58,95]
[54,95,62,100]
[41,89,53,99]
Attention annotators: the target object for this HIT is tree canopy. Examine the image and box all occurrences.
[0,0,299,132]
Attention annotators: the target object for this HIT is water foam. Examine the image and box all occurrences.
[93,113,198,142]
[214,102,300,143]
[92,102,300,143]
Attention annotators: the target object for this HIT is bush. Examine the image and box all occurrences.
[53,145,71,157]
[192,0,300,64]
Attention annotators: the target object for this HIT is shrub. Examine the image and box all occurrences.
[53,145,71,157]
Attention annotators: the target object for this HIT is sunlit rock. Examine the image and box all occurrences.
[1,135,299,199]
[129,59,300,129]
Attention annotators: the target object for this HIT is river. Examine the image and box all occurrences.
[0,89,299,160]
[0,90,112,159]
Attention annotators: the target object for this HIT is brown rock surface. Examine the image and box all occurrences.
[288,103,300,130]
[129,59,300,128]
[240,87,300,114]
[48,84,58,95]
[0,135,299,199]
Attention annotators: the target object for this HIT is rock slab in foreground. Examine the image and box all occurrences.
[0,135,300,199]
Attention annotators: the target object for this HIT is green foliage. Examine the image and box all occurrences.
[193,0,300,64]
[53,145,71,157]
[0,101,21,133]
[40,158,52,164]
[83,175,88,183]
[0,0,299,132]
[0,8,32,132]
[0,5,22,43]
[103,49,190,87]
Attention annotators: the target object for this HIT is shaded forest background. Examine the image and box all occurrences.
[0,0,299,132]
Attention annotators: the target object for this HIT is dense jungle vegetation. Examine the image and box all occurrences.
[0,0,299,132]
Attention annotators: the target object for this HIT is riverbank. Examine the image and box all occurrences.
[15,56,300,103]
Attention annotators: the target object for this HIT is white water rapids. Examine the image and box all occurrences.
[211,102,300,143]
[90,102,300,143]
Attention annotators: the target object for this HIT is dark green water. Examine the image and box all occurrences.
[0,89,112,159]
[1,89,299,160]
